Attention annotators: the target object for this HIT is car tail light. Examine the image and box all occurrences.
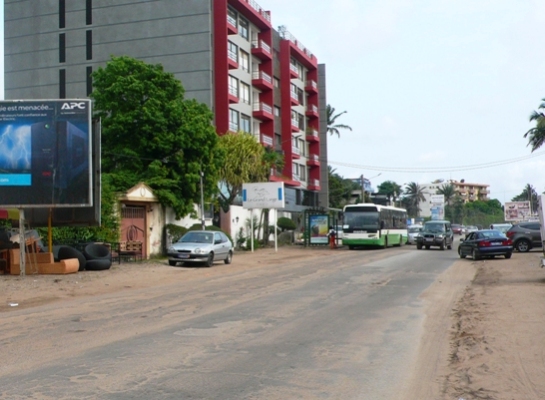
[502,239,512,246]
[478,241,491,247]
[506,231,515,239]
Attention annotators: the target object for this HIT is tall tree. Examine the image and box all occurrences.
[216,132,281,212]
[377,181,403,206]
[403,182,426,217]
[90,55,223,219]
[512,183,539,213]
[524,98,545,151]
[437,183,456,206]
[327,104,352,137]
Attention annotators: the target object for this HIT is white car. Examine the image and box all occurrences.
[407,225,423,244]
[167,230,233,267]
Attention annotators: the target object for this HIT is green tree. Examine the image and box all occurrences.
[512,183,539,213]
[90,55,223,219]
[327,104,352,137]
[217,132,281,212]
[524,99,545,151]
[437,183,456,206]
[328,167,360,208]
[377,181,403,205]
[403,182,426,217]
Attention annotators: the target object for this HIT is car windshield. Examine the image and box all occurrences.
[179,232,213,243]
[424,223,445,233]
[409,227,422,233]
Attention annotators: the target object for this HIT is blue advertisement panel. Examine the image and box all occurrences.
[309,214,329,245]
[0,100,92,207]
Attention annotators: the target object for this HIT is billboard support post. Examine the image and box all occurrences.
[200,170,205,231]
[19,208,25,276]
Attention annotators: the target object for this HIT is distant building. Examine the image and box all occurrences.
[419,179,490,217]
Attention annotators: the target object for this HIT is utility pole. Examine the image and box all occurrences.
[200,170,206,230]
[361,174,365,203]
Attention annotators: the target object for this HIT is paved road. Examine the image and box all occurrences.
[0,246,461,399]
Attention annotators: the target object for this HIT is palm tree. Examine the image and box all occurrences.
[524,99,545,151]
[403,182,426,217]
[512,183,539,213]
[327,104,352,137]
[437,183,456,206]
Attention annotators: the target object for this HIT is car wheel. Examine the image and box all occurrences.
[440,240,445,250]
[515,239,531,253]
[425,245,430,250]
[416,243,422,250]
[168,260,177,266]
[447,239,452,250]
[458,247,466,259]
[224,251,233,265]
[205,253,214,267]
[505,252,512,259]
[472,249,480,261]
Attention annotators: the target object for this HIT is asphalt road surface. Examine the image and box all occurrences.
[0,246,462,399]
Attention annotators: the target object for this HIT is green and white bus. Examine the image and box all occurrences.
[342,203,408,249]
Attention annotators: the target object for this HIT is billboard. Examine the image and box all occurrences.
[430,194,445,220]
[242,182,285,209]
[504,201,531,222]
[0,100,92,207]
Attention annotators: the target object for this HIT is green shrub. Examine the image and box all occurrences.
[245,237,260,250]
[277,217,296,231]
[278,231,294,245]
[166,224,188,243]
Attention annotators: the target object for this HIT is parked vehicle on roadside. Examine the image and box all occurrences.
[505,222,542,253]
[490,223,512,234]
[406,225,423,244]
[416,220,454,250]
[458,229,513,260]
[452,224,463,235]
[465,226,479,234]
[167,230,233,267]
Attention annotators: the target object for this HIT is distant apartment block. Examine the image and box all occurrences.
[420,179,490,217]
[4,0,328,211]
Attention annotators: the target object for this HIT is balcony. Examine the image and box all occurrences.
[306,128,319,142]
[289,63,299,79]
[306,154,319,166]
[228,85,239,104]
[252,70,273,91]
[305,104,319,118]
[252,102,273,121]
[251,39,272,60]
[228,50,239,70]
[292,146,301,159]
[305,80,318,94]
[227,15,238,35]
[308,178,320,191]
[261,134,273,147]
[290,90,299,106]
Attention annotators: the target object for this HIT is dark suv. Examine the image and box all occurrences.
[505,222,542,252]
[416,220,454,250]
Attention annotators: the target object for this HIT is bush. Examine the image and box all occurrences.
[245,237,260,250]
[277,217,296,232]
[278,231,294,245]
[166,224,188,243]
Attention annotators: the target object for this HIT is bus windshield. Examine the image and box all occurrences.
[344,211,379,230]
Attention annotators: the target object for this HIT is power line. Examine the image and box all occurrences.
[328,149,545,173]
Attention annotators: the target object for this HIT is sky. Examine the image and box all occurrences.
[257,0,545,204]
[2,1,545,204]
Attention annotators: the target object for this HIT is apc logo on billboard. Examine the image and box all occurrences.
[61,102,87,110]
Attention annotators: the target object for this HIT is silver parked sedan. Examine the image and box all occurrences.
[167,230,233,267]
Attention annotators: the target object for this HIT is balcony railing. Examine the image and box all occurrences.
[292,146,301,156]
[228,50,238,63]
[227,15,237,29]
[253,102,272,114]
[290,63,299,76]
[261,134,273,147]
[252,70,272,84]
[252,39,271,54]
[228,85,238,97]
[308,104,318,113]
[245,0,271,22]
[278,26,315,60]
[306,80,318,91]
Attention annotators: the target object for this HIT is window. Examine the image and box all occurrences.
[86,0,92,25]
[240,82,250,104]
[86,30,92,60]
[299,164,306,180]
[59,33,66,63]
[229,109,239,132]
[273,77,280,88]
[297,87,305,105]
[228,41,238,63]
[275,133,281,146]
[228,75,239,98]
[239,17,249,40]
[59,69,66,99]
[86,66,93,96]
[298,112,305,130]
[240,50,250,72]
[59,0,65,29]
[298,139,306,157]
[274,106,280,116]
[297,63,305,80]
[227,7,238,28]
[240,114,251,133]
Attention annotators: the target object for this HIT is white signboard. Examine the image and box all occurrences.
[430,194,445,220]
[242,182,285,209]
[504,201,531,222]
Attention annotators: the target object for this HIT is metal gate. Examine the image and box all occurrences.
[120,206,146,258]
